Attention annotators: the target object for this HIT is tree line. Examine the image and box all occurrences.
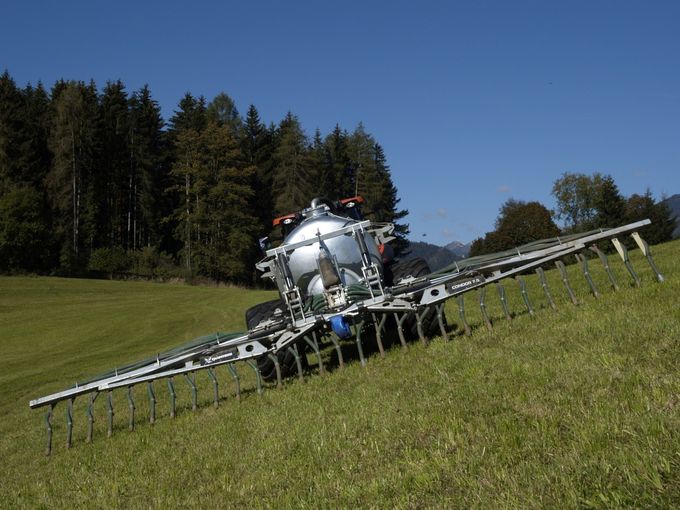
[470,172,675,257]
[0,71,407,283]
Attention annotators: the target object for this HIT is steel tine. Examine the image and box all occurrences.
[304,333,324,375]
[147,382,156,424]
[631,232,665,282]
[516,276,534,316]
[535,267,557,311]
[207,367,220,405]
[479,286,493,330]
[576,252,599,298]
[457,295,472,336]
[226,364,241,401]
[45,404,54,456]
[245,360,264,395]
[393,313,409,350]
[436,303,449,341]
[372,313,386,357]
[86,392,97,443]
[611,237,641,287]
[184,373,198,410]
[354,320,367,366]
[415,309,428,345]
[590,244,619,291]
[127,386,135,431]
[106,391,114,437]
[495,282,512,321]
[288,345,306,379]
[555,260,579,305]
[66,398,73,449]
[268,353,283,389]
[312,331,324,372]
[168,378,177,418]
[327,334,344,369]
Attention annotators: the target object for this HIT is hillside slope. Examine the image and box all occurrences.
[1,239,679,508]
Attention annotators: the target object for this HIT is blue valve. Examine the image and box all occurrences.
[329,315,352,339]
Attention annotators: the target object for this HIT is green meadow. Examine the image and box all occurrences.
[1,239,678,508]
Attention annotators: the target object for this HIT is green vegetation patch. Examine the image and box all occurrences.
[1,240,679,508]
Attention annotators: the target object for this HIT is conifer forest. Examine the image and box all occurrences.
[0,71,408,283]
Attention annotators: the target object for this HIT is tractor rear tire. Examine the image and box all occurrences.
[389,257,445,339]
[244,299,307,381]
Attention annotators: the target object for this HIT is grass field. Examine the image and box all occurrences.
[1,239,679,508]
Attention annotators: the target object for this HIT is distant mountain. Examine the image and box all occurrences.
[444,240,472,259]
[661,194,680,238]
[405,241,461,271]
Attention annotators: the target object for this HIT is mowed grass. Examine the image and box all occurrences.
[1,239,679,508]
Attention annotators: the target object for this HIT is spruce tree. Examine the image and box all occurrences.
[168,93,206,134]
[373,143,409,253]
[321,125,351,199]
[46,81,99,270]
[307,128,325,195]
[19,82,51,187]
[242,105,276,233]
[166,93,208,276]
[0,70,24,192]
[271,112,313,214]
[593,174,626,228]
[96,80,130,249]
[169,127,201,276]
[347,123,379,203]
[198,121,259,282]
[0,73,54,271]
[128,85,165,250]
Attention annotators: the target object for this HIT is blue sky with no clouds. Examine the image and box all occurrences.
[2,0,679,244]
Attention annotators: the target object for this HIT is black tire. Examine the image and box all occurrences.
[244,299,307,381]
[389,257,445,339]
[245,299,284,330]
[389,257,432,285]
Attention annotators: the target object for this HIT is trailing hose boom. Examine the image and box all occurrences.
[29,196,665,455]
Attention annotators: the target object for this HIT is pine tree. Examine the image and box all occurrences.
[169,127,201,276]
[19,82,51,187]
[198,121,259,282]
[347,123,379,202]
[168,93,206,134]
[307,128,325,194]
[272,112,313,215]
[96,80,130,250]
[46,81,99,270]
[128,85,165,250]
[166,93,208,276]
[320,125,351,199]
[242,105,276,233]
[0,70,24,193]
[372,143,409,253]
[593,174,626,228]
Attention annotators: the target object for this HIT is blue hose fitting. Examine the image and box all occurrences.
[329,315,352,339]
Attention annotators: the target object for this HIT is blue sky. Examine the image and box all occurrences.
[2,1,679,244]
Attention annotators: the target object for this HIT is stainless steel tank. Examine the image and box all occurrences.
[283,205,383,297]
